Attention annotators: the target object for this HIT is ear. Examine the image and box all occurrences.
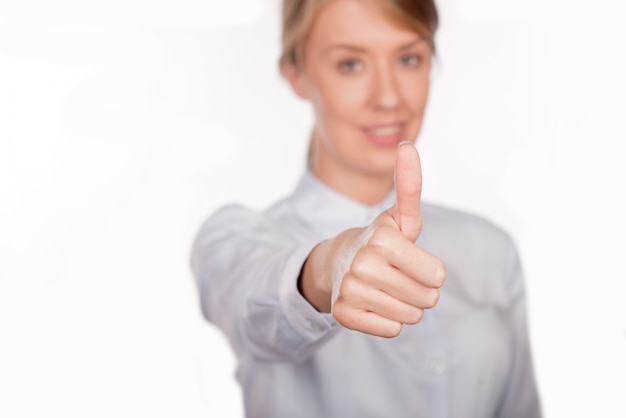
[281,62,310,100]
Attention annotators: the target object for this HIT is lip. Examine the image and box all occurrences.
[361,122,407,148]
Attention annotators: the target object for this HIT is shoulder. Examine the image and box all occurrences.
[196,200,282,232]
[422,201,515,250]
[192,196,306,245]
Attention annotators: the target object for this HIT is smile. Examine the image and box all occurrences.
[364,124,403,136]
[362,123,406,147]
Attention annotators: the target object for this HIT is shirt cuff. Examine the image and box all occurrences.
[279,243,339,342]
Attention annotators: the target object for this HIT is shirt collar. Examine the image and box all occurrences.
[290,168,397,239]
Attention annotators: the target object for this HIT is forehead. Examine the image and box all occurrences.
[308,0,421,49]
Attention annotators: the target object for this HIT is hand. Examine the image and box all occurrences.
[327,142,447,337]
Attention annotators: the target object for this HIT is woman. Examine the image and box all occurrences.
[190,0,542,417]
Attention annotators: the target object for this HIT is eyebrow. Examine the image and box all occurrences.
[326,37,424,54]
[398,37,425,51]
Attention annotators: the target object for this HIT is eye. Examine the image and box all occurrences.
[337,59,364,73]
[399,54,422,68]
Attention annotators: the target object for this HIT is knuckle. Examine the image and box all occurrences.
[339,274,358,296]
[350,248,380,277]
[384,322,403,338]
[425,289,440,308]
[404,182,421,199]
[368,226,395,251]
[415,219,423,237]
[405,308,424,325]
[352,247,373,272]
[332,304,352,328]
[432,260,447,287]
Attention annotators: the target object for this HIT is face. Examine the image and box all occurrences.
[286,0,432,191]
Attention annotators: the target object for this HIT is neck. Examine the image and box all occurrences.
[310,158,394,206]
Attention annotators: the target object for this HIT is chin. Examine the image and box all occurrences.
[358,156,396,178]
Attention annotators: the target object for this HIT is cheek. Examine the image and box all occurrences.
[402,74,430,113]
[399,74,430,139]
[312,74,369,124]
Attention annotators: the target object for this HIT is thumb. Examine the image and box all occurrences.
[392,141,423,242]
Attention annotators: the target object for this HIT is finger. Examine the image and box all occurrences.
[349,243,443,304]
[362,265,442,309]
[333,304,404,338]
[364,222,446,289]
[339,275,426,324]
[386,244,447,289]
[392,141,423,242]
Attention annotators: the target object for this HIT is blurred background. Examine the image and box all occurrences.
[1,0,625,417]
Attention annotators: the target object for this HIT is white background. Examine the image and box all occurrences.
[1,0,625,417]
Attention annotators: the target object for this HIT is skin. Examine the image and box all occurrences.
[284,0,432,205]
[283,0,446,338]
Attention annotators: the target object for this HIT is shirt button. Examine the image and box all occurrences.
[429,360,445,375]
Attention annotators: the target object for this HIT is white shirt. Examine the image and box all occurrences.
[190,168,542,418]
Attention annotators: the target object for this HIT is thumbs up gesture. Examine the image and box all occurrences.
[300,142,447,337]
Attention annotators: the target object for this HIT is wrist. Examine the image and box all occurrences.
[299,239,333,313]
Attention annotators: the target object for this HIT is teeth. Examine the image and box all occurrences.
[368,125,401,136]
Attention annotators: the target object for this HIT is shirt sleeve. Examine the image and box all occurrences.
[189,205,340,363]
[496,240,543,418]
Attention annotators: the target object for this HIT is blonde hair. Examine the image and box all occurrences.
[279,0,439,70]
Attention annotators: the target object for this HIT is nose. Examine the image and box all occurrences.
[370,64,401,110]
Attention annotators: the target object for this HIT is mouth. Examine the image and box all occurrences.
[362,123,406,147]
